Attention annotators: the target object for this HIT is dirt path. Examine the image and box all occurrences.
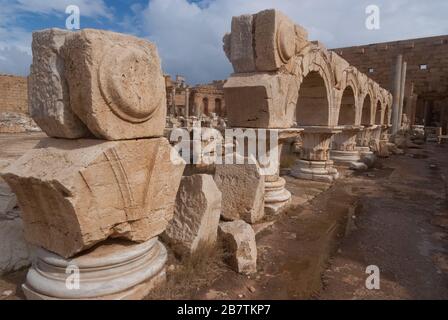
[319,144,448,300]
[189,143,448,300]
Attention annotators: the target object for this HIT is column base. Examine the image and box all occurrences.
[291,159,339,183]
[330,150,361,165]
[22,238,167,300]
[264,177,291,215]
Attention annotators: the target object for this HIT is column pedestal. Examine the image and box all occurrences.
[330,126,362,165]
[264,176,291,215]
[292,159,339,183]
[22,238,167,300]
[378,125,391,157]
[355,126,376,167]
[259,129,303,215]
[369,125,382,153]
[291,126,342,183]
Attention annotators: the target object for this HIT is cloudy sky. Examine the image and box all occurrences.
[1,0,448,84]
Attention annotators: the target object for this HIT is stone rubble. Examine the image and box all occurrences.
[164,174,222,257]
[219,220,257,275]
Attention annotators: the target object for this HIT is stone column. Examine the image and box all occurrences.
[171,86,177,117]
[398,61,408,130]
[291,126,341,183]
[185,88,190,118]
[2,29,186,300]
[391,55,403,134]
[261,129,302,215]
[330,125,362,165]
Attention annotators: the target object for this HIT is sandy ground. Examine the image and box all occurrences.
[319,144,448,300]
[0,133,447,300]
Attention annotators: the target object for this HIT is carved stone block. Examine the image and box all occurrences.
[1,138,185,258]
[63,29,166,140]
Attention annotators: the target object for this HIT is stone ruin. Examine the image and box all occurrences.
[223,9,392,183]
[1,28,185,299]
[0,9,397,299]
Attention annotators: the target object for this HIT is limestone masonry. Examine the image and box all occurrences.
[0,7,445,300]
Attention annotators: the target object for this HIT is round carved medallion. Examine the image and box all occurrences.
[98,46,163,123]
[276,20,296,63]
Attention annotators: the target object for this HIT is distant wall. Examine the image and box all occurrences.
[0,75,28,114]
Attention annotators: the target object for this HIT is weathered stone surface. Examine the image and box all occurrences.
[0,180,33,275]
[224,73,298,128]
[254,9,305,71]
[224,9,308,73]
[219,220,257,275]
[1,137,185,258]
[63,29,166,140]
[29,29,89,138]
[229,15,255,72]
[214,163,265,224]
[0,217,33,275]
[164,174,222,256]
[0,112,41,134]
[0,182,17,216]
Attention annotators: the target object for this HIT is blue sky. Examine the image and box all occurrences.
[1,0,448,84]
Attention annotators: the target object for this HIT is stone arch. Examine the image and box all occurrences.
[294,48,335,126]
[296,71,331,126]
[375,100,383,125]
[360,94,373,126]
[383,104,390,125]
[202,97,209,115]
[337,85,357,125]
[215,98,222,115]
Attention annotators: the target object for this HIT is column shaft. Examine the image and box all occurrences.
[391,55,403,134]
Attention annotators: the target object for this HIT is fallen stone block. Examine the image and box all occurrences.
[360,153,376,168]
[1,137,185,258]
[164,174,222,257]
[349,162,368,171]
[219,220,257,275]
[214,163,265,224]
[63,29,166,140]
[387,143,404,155]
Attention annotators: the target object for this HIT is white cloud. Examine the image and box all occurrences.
[0,0,113,76]
[0,47,31,76]
[1,0,448,82]
[14,0,113,19]
[140,0,448,84]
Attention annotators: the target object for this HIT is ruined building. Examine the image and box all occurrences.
[333,35,448,134]
[165,75,226,117]
[0,74,39,133]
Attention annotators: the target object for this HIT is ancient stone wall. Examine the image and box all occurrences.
[165,76,226,117]
[0,75,28,114]
[333,36,448,130]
